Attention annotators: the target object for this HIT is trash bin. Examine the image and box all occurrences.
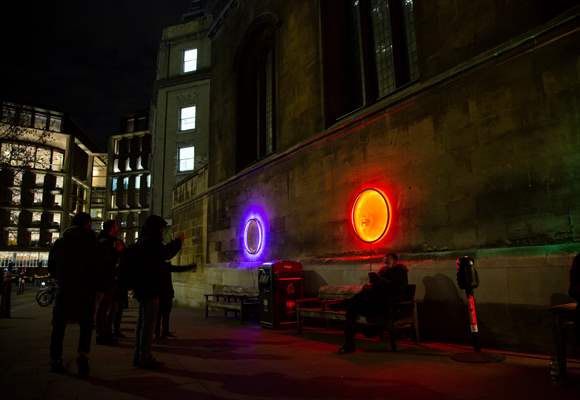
[258,260,304,328]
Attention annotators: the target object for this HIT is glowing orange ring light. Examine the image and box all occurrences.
[351,188,391,243]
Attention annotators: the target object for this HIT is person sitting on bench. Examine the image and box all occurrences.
[338,252,408,354]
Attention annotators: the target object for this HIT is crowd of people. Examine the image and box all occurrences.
[46,212,187,376]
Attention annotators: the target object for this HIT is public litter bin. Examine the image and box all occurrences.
[258,260,304,328]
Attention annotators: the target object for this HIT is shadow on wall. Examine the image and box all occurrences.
[303,271,328,297]
[419,274,469,344]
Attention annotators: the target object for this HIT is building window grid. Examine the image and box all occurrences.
[7,230,18,246]
[370,0,397,97]
[180,106,196,131]
[403,0,419,81]
[33,189,43,204]
[35,173,45,185]
[11,189,21,205]
[9,210,20,225]
[32,212,42,223]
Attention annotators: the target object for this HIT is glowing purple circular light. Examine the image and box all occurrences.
[244,218,263,255]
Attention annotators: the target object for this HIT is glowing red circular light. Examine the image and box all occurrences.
[351,189,391,243]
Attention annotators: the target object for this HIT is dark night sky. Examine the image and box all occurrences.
[1,0,193,150]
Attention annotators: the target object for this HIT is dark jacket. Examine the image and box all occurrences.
[369,263,408,302]
[159,262,195,299]
[132,237,182,301]
[96,232,122,293]
[48,226,98,292]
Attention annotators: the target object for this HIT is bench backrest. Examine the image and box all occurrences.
[212,284,258,296]
[318,285,364,300]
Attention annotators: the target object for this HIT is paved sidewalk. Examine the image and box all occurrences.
[1,290,579,400]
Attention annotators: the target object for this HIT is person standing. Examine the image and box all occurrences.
[338,253,408,354]
[0,266,13,318]
[47,212,98,376]
[131,215,183,369]
[155,262,194,340]
[95,220,124,345]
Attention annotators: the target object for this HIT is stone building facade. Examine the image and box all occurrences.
[151,9,212,220]
[171,1,580,352]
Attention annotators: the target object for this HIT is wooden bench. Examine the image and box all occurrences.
[204,284,260,324]
[296,284,419,351]
[549,302,577,383]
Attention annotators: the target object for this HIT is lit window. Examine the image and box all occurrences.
[35,173,45,185]
[90,208,103,219]
[49,116,62,131]
[111,195,116,209]
[51,152,64,171]
[123,177,129,189]
[32,212,42,222]
[180,106,196,131]
[137,156,144,170]
[114,139,120,155]
[10,210,20,225]
[113,159,120,173]
[178,146,195,172]
[53,213,61,225]
[55,175,64,189]
[183,48,198,73]
[135,175,141,189]
[34,113,47,129]
[135,231,139,240]
[34,189,43,204]
[112,177,118,191]
[125,158,132,171]
[51,232,60,244]
[7,230,18,246]
[31,231,40,243]
[11,189,20,204]
[35,148,51,170]
[13,171,23,186]
[146,174,151,188]
[54,193,62,207]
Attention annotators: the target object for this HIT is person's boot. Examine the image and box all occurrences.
[76,354,90,377]
[49,358,65,373]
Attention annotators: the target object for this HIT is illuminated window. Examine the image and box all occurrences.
[125,158,132,171]
[55,175,64,189]
[146,174,151,188]
[35,173,45,185]
[49,116,62,131]
[9,210,20,225]
[53,212,61,225]
[137,156,144,170]
[134,231,139,240]
[32,189,43,204]
[111,195,116,209]
[135,175,141,189]
[13,171,23,186]
[35,148,51,170]
[90,208,103,220]
[113,139,120,155]
[11,189,20,204]
[180,106,196,131]
[31,231,40,243]
[54,193,62,207]
[123,177,129,189]
[183,48,198,73]
[32,212,42,223]
[34,113,47,129]
[112,177,118,191]
[113,159,120,172]
[51,232,60,244]
[7,230,18,246]
[178,146,195,172]
[51,152,64,171]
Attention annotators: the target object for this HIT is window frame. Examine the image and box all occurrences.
[178,146,195,172]
[183,48,198,73]
[179,106,196,132]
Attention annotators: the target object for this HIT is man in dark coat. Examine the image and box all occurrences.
[155,262,194,340]
[338,253,408,354]
[131,215,183,369]
[47,212,98,376]
[95,220,124,345]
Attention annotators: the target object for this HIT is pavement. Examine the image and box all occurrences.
[1,289,579,400]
